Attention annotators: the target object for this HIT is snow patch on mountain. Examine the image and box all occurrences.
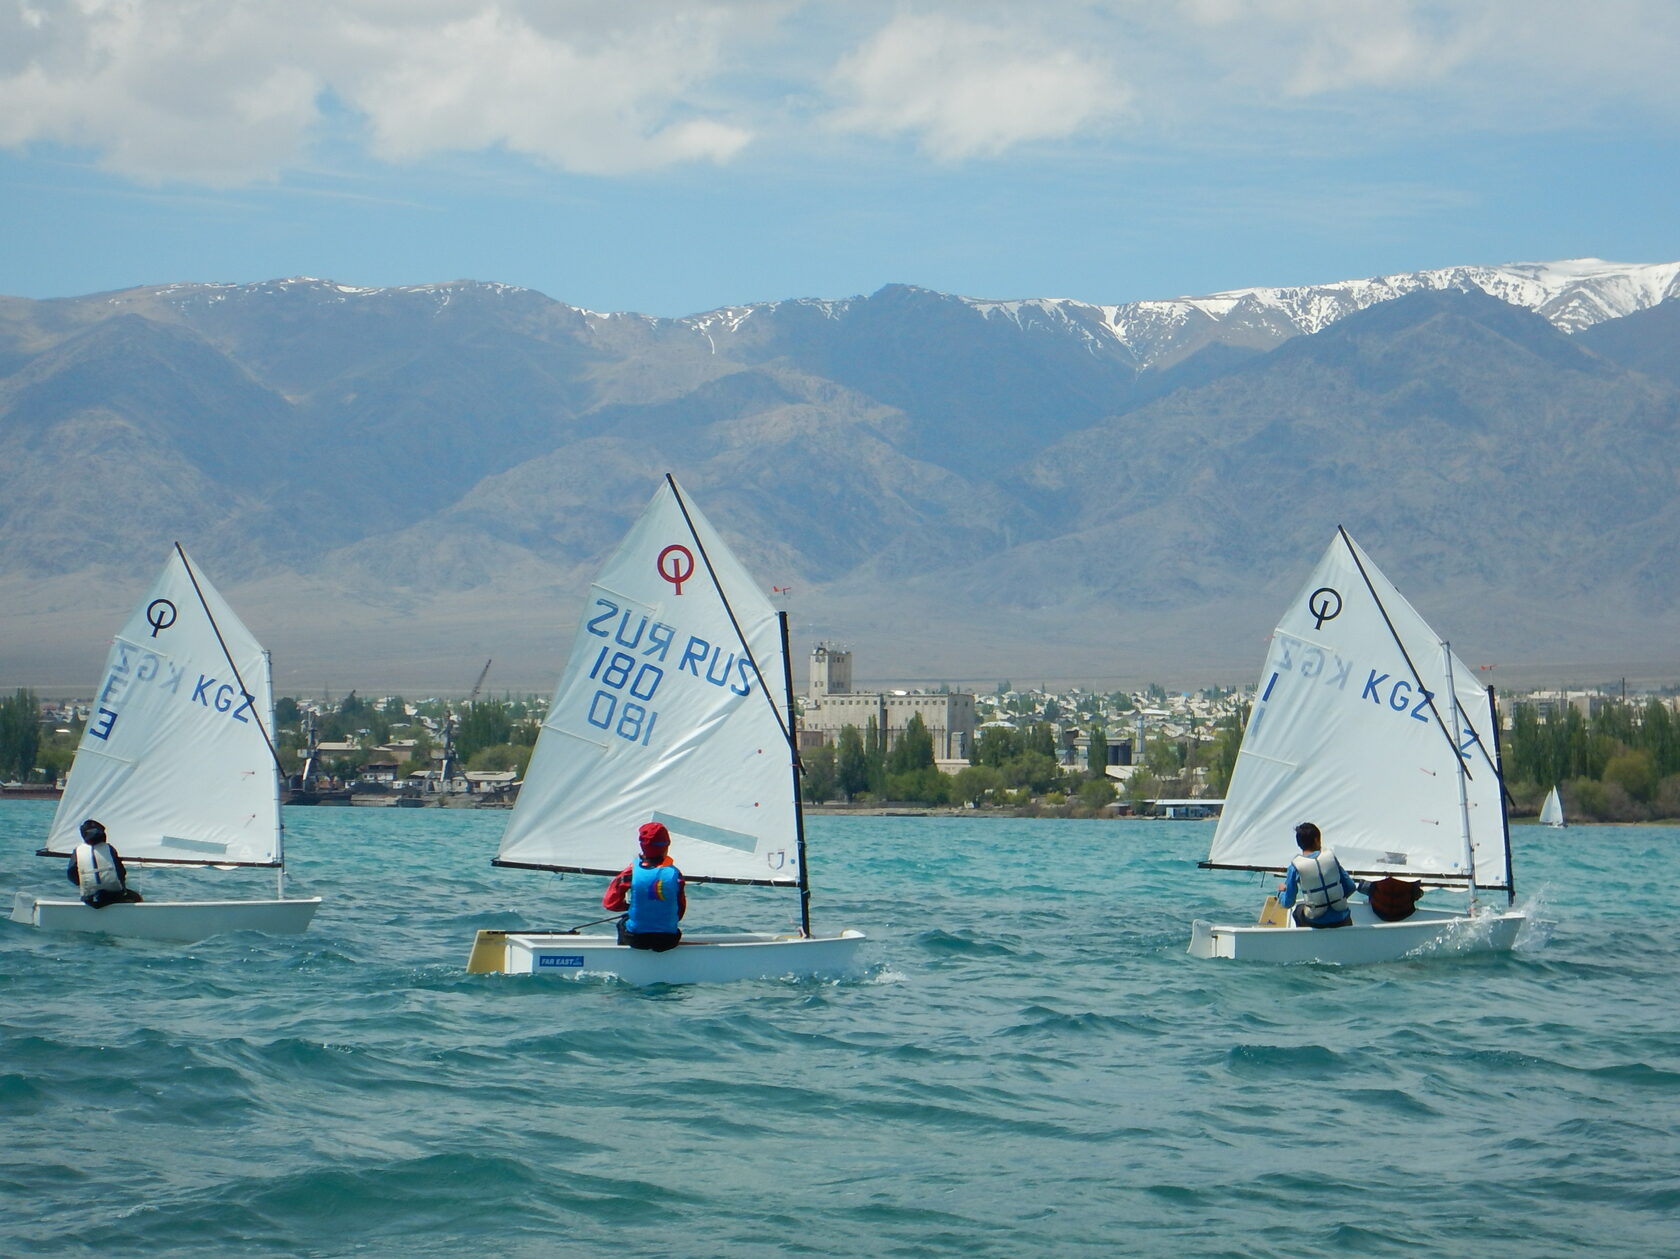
[952,259,1680,368]
[96,258,1678,370]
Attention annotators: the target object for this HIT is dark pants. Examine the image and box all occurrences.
[1293,905,1350,928]
[616,918,681,952]
[83,889,143,909]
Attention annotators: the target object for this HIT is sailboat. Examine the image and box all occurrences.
[1188,528,1526,963]
[10,545,321,941]
[1538,785,1566,828]
[466,475,865,983]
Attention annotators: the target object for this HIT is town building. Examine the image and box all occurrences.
[799,645,977,771]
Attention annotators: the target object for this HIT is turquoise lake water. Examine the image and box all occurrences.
[2,802,1676,1258]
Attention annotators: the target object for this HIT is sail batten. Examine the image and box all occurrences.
[496,478,802,886]
[47,548,281,868]
[1207,530,1511,890]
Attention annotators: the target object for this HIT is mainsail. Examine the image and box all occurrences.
[496,477,800,886]
[1205,528,1510,890]
[45,545,282,867]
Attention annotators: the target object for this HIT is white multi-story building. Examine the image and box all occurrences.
[799,645,976,769]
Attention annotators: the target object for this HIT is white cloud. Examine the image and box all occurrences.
[0,1,1677,186]
[826,12,1126,160]
[0,0,772,183]
[1176,0,1680,113]
[343,7,755,174]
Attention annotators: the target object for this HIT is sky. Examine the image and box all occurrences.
[3,0,1679,318]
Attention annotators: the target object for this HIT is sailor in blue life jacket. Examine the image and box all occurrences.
[66,818,144,909]
[602,821,686,951]
[1277,821,1356,928]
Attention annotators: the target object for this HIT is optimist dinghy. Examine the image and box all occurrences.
[1187,528,1525,964]
[11,545,319,940]
[467,475,865,982]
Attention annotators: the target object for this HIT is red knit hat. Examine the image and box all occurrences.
[638,821,671,852]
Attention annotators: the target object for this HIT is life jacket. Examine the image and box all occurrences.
[627,862,681,935]
[75,842,125,901]
[1367,876,1424,922]
[1291,848,1349,920]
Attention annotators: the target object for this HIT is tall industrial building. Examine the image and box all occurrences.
[799,644,976,768]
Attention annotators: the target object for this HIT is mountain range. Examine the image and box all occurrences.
[2,258,1678,694]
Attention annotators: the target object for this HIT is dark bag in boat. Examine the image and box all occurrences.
[1366,877,1423,922]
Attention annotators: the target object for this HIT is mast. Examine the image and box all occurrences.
[266,648,286,898]
[1442,643,1479,910]
[780,611,812,938]
[1486,684,1517,905]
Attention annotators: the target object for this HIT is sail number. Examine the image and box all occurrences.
[586,647,663,746]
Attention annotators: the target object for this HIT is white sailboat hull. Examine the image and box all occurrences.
[468,928,867,983]
[11,893,322,941]
[1187,902,1525,964]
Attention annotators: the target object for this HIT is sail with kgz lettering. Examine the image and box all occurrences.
[1205,529,1509,889]
[1189,527,1524,963]
[47,548,282,867]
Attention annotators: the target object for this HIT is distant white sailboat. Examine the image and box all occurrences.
[1538,785,1566,828]
[10,545,320,940]
[467,475,864,982]
[1188,528,1525,963]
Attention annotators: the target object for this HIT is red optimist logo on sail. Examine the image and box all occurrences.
[658,544,694,594]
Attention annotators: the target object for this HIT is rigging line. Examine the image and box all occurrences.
[780,610,813,937]
[1442,657,1499,782]
[1485,684,1518,904]
[663,474,796,753]
[559,913,624,934]
[173,542,285,777]
[1336,526,1475,783]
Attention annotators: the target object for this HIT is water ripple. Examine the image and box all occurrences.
[1,808,1674,1258]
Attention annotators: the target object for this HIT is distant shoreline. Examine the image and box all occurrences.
[802,804,1147,819]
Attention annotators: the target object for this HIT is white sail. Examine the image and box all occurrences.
[1539,786,1566,827]
[46,546,282,866]
[1206,529,1510,890]
[496,477,800,886]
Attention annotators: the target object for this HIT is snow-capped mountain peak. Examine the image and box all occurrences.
[952,257,1680,369]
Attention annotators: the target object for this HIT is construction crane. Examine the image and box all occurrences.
[438,660,492,794]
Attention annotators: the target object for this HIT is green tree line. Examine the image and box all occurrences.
[0,689,42,782]
[800,714,1120,813]
[1504,697,1680,821]
[0,690,79,785]
[279,693,542,780]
